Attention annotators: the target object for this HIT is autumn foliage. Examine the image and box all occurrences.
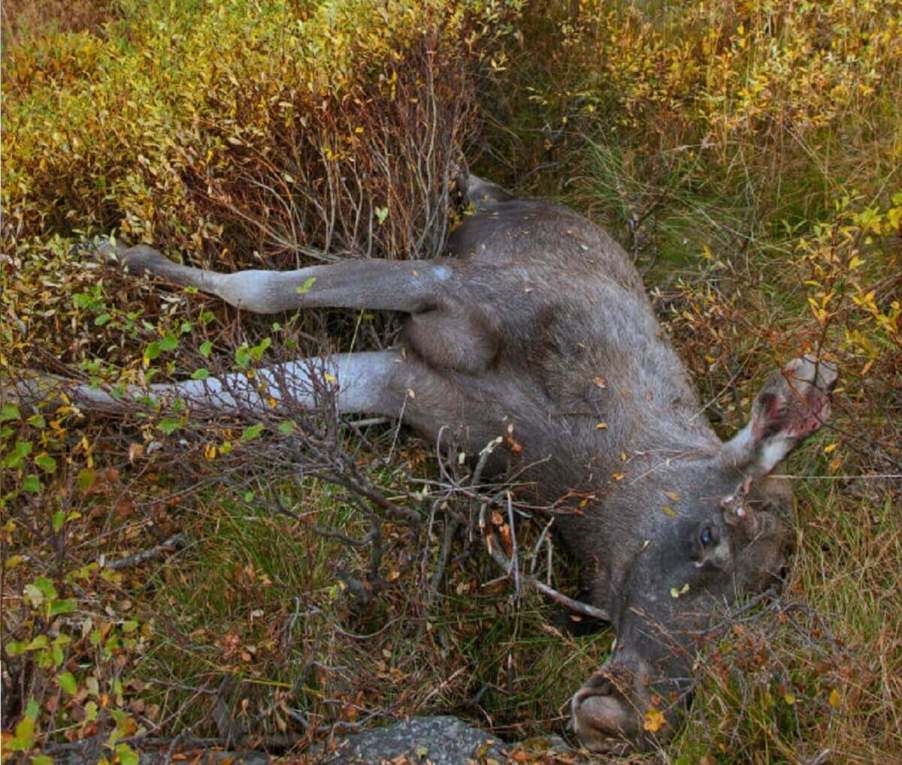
[2,0,900,762]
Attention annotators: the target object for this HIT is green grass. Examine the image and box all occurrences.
[2,0,900,762]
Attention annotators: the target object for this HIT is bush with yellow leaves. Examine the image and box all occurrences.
[3,0,521,264]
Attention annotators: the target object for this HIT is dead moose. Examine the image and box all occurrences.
[10,174,836,752]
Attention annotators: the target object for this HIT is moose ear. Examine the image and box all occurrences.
[722,356,837,478]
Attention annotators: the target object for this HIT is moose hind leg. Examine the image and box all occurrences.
[11,352,412,419]
[95,241,453,314]
[402,310,498,374]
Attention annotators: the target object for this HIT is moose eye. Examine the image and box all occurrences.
[699,526,714,548]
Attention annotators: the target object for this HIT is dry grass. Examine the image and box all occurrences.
[2,0,901,763]
[1,0,116,47]
[479,1,901,760]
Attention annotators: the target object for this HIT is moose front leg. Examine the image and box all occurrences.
[94,241,453,314]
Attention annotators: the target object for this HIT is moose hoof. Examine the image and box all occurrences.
[571,674,642,751]
[78,239,169,277]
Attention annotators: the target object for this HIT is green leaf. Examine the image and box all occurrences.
[241,423,264,442]
[32,755,53,765]
[9,715,35,751]
[50,598,77,616]
[27,414,46,428]
[3,440,33,469]
[143,341,162,362]
[58,671,78,695]
[199,340,213,357]
[53,510,65,532]
[73,291,101,310]
[295,276,317,294]
[94,312,112,326]
[277,420,296,434]
[159,334,179,352]
[23,474,42,493]
[191,368,210,380]
[116,744,140,765]
[158,418,181,435]
[77,467,96,492]
[33,576,58,601]
[35,454,57,474]
[6,640,28,656]
[234,344,251,368]
[250,337,271,361]
[0,403,20,422]
[26,635,49,650]
[375,206,389,224]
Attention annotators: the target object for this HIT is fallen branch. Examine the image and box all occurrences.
[480,503,609,622]
[104,533,187,570]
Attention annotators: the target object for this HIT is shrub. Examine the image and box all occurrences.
[1,1,524,760]
[3,0,520,265]
[482,0,900,760]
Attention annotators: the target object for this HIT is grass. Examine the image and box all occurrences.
[2,0,900,762]
[484,1,901,759]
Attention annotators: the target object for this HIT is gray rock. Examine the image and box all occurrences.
[318,715,507,764]
[52,716,578,764]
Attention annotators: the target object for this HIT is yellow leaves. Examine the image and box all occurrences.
[642,707,666,733]
[807,291,835,324]
[670,583,690,598]
[127,443,145,464]
[661,504,678,518]
[829,688,842,710]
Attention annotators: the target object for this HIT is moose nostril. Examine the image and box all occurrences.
[580,674,614,694]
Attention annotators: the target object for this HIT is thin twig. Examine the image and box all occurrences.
[429,516,461,594]
[482,522,609,621]
[104,534,187,570]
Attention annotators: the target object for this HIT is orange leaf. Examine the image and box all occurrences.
[643,707,666,733]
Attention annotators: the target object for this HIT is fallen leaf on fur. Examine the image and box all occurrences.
[643,707,666,733]
[670,583,689,598]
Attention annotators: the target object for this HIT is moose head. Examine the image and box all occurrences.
[571,356,837,751]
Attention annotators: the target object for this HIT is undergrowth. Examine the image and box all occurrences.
[481,1,900,761]
[2,0,900,763]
